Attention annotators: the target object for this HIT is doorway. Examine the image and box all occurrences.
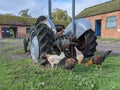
[95,20,101,36]
[2,27,10,38]
[2,27,18,38]
[9,27,18,38]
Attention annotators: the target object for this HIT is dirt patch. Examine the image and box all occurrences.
[0,40,23,54]
[1,39,120,61]
[0,39,31,60]
[10,53,31,60]
[96,40,120,55]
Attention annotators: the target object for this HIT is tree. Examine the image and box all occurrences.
[18,9,31,17]
[52,8,71,21]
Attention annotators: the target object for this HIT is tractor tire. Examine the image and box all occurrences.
[77,29,97,58]
[30,25,37,40]
[30,16,55,65]
[36,23,54,64]
[29,24,39,63]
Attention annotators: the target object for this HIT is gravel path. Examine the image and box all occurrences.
[96,40,120,55]
[0,39,120,55]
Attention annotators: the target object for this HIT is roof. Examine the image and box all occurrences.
[0,15,69,27]
[0,15,36,26]
[76,0,120,18]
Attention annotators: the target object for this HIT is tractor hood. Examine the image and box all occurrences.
[63,18,92,39]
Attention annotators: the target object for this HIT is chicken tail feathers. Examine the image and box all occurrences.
[103,50,112,58]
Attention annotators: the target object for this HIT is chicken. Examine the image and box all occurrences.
[85,50,112,69]
[64,58,75,70]
[74,46,84,64]
[44,52,65,69]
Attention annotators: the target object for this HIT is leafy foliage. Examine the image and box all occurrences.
[18,9,31,17]
[53,20,70,27]
[52,8,71,22]
[52,8,71,27]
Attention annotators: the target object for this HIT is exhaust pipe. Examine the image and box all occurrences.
[48,0,51,20]
[72,0,76,38]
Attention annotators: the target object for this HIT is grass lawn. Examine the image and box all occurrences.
[98,38,120,41]
[0,39,120,90]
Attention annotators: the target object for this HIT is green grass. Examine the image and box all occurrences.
[98,38,120,41]
[0,39,120,90]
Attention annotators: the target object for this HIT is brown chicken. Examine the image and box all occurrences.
[64,58,75,70]
[45,52,65,69]
[85,50,112,69]
[74,47,84,64]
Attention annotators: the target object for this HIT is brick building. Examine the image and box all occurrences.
[0,15,36,38]
[76,0,120,38]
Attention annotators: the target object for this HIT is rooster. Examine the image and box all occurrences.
[74,46,84,64]
[85,50,112,69]
[44,52,65,69]
[64,58,75,70]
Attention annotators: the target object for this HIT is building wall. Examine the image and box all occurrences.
[0,25,29,38]
[85,11,120,38]
[18,26,29,38]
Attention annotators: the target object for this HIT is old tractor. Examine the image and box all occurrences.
[27,0,97,65]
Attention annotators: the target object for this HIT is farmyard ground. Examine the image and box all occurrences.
[0,39,120,90]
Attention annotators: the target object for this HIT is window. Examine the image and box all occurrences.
[26,27,30,33]
[106,16,117,29]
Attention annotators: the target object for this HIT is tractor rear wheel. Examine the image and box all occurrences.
[36,23,53,58]
[76,29,97,58]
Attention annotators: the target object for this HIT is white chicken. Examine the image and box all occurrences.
[44,52,65,69]
[74,46,84,64]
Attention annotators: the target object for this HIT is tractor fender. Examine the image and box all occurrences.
[64,18,92,39]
